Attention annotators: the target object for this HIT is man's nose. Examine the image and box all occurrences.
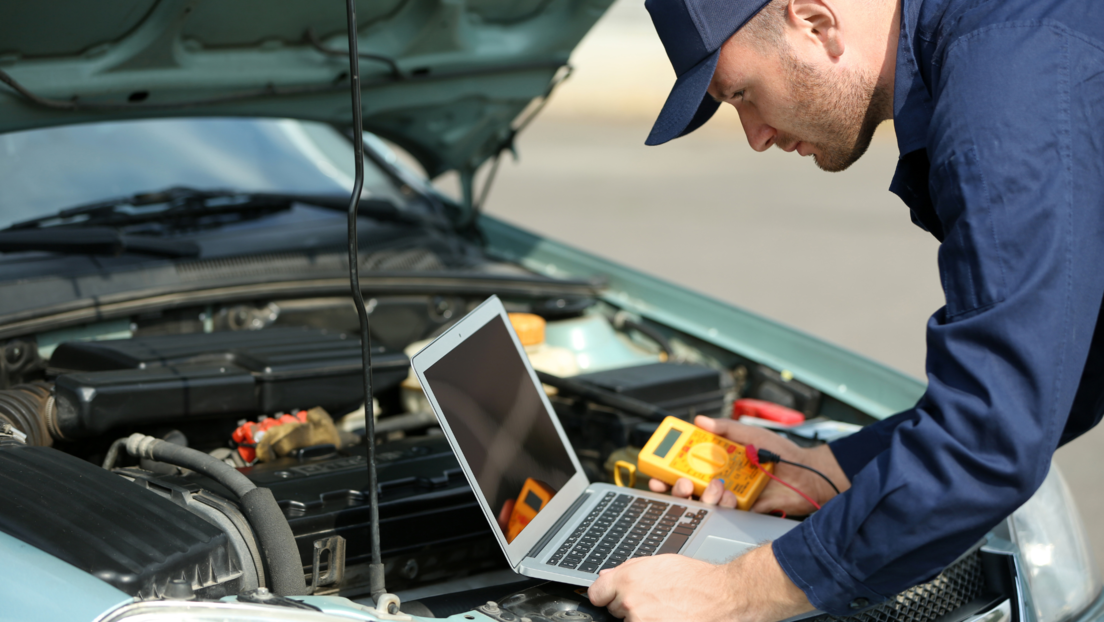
[737,107,776,152]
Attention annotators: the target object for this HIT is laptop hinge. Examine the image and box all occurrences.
[527,489,593,559]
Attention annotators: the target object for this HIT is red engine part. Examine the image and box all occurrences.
[231,410,308,463]
[732,398,806,426]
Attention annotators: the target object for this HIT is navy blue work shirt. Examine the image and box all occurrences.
[771,0,1104,614]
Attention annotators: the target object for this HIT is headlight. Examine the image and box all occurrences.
[1010,464,1102,622]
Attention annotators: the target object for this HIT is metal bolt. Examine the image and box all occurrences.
[5,344,23,365]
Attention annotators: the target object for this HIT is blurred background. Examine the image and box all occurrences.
[442,0,1103,563]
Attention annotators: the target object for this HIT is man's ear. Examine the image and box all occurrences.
[787,0,844,59]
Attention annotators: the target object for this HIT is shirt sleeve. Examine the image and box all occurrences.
[773,25,1104,615]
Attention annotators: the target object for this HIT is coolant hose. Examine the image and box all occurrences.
[125,434,308,596]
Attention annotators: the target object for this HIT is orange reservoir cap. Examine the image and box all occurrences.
[506,478,555,543]
[637,416,772,511]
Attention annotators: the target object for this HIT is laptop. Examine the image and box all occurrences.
[411,296,797,585]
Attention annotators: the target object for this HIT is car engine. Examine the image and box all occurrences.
[0,293,829,601]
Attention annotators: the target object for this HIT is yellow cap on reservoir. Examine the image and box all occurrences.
[508,312,546,346]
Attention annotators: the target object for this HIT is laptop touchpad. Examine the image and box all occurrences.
[688,536,757,564]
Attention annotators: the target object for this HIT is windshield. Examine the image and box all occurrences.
[0,118,397,229]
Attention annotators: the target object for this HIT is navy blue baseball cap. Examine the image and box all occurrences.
[645,0,772,145]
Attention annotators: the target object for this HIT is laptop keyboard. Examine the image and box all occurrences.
[547,492,707,573]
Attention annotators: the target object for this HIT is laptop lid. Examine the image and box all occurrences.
[410,296,590,567]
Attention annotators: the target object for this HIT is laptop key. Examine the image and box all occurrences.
[656,532,690,555]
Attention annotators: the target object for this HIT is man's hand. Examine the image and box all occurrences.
[588,544,814,622]
[648,416,849,515]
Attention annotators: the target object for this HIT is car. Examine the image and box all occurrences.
[0,2,1100,622]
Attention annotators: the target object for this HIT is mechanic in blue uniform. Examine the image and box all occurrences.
[588,0,1104,620]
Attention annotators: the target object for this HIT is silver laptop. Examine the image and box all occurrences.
[411,296,797,586]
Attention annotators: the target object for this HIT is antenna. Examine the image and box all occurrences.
[342,0,396,612]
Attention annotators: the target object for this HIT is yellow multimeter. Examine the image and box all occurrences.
[506,478,555,543]
[637,417,773,510]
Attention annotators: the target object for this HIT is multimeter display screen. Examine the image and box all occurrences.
[424,315,576,539]
[524,490,544,512]
[653,427,683,458]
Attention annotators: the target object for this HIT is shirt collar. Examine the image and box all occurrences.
[892,0,935,156]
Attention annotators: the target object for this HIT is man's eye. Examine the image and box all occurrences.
[732,90,745,101]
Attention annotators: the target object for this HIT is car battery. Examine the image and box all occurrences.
[550,362,735,482]
[574,362,735,418]
[135,434,502,595]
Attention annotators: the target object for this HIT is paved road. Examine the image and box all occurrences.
[473,115,1104,567]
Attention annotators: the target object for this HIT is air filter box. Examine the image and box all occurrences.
[0,439,245,599]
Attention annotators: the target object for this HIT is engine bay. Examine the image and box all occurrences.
[0,292,863,602]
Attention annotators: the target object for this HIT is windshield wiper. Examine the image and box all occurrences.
[0,227,200,257]
[4,186,425,232]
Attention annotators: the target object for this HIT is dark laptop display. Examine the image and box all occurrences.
[422,314,577,540]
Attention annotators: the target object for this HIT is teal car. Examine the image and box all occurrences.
[0,2,1098,622]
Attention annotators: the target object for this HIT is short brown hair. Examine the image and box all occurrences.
[741,0,789,48]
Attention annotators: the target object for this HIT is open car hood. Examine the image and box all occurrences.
[0,0,611,181]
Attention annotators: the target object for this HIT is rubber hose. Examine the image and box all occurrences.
[127,433,255,498]
[240,487,310,596]
[535,371,677,422]
[125,434,308,595]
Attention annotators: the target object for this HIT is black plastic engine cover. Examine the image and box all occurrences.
[145,435,503,594]
[49,327,409,436]
[0,439,242,598]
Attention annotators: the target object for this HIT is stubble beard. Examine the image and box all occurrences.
[782,49,891,173]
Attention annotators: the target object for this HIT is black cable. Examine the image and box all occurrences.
[342,0,387,607]
[613,314,673,361]
[756,448,841,495]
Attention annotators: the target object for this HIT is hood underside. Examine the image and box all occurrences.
[0,0,612,178]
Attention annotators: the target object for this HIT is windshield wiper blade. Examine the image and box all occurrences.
[0,227,199,258]
[5,187,297,231]
[6,186,429,232]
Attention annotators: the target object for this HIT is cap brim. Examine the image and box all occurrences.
[645,48,723,146]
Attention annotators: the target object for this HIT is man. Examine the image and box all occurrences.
[587,0,1104,620]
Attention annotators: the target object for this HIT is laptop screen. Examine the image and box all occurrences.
[422,314,576,542]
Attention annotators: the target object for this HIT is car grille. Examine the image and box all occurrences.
[809,550,985,622]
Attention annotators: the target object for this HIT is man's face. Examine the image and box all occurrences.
[708,31,887,172]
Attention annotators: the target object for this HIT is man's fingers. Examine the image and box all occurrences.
[648,478,670,493]
[700,479,723,505]
[694,415,784,449]
[588,568,616,607]
[719,489,738,509]
[671,477,695,498]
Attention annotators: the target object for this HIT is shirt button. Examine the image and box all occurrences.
[850,598,870,610]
